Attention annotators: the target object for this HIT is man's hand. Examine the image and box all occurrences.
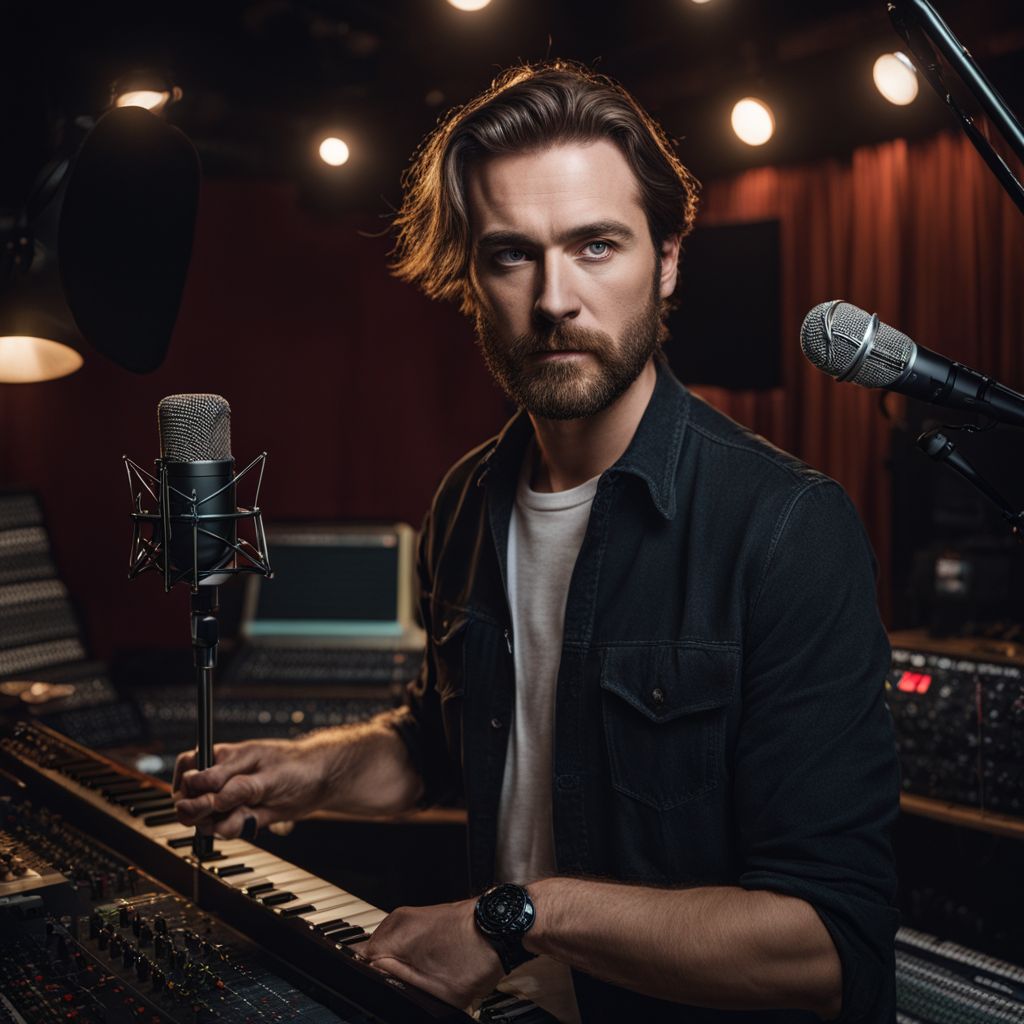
[172,739,328,838]
[362,898,504,1010]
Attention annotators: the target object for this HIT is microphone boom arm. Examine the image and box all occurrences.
[888,0,1024,215]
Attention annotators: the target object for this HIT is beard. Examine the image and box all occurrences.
[473,282,663,421]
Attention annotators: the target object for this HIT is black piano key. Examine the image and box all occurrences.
[480,998,530,1021]
[144,810,180,827]
[259,891,296,906]
[312,918,351,934]
[242,881,274,896]
[166,836,193,849]
[103,781,149,797]
[335,931,368,946]
[320,925,363,940]
[214,864,253,878]
[110,789,158,806]
[128,799,175,817]
[277,904,315,917]
[76,771,124,786]
[480,994,513,1009]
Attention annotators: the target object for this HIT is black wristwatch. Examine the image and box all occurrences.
[474,883,538,975]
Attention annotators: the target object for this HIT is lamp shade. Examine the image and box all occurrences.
[0,165,86,384]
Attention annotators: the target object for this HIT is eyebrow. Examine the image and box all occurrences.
[476,220,638,250]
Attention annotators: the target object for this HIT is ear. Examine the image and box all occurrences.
[658,234,682,300]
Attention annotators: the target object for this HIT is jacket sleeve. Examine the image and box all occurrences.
[736,479,900,1023]
[388,506,464,808]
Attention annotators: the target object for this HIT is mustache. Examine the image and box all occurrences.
[509,322,614,357]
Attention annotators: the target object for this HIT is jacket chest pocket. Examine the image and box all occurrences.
[599,643,737,810]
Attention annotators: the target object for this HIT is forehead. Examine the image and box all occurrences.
[465,139,646,240]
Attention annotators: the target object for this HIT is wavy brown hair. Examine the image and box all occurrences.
[390,60,700,316]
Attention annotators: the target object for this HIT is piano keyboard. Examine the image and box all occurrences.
[0,721,558,1024]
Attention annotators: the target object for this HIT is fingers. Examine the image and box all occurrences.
[175,744,263,799]
[171,749,196,794]
[365,955,463,1010]
[175,771,265,826]
[202,804,277,840]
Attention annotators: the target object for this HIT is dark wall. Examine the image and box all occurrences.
[0,181,509,658]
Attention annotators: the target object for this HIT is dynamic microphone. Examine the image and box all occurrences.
[156,394,237,585]
[800,300,1024,428]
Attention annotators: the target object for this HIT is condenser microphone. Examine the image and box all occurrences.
[157,394,236,585]
[800,300,1024,428]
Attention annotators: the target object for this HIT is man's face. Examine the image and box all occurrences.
[466,139,680,420]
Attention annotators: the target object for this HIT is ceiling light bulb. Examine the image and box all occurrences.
[319,137,350,167]
[447,0,492,10]
[873,52,919,106]
[0,336,83,384]
[731,97,775,146]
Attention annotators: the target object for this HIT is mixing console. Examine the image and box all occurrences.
[0,798,370,1024]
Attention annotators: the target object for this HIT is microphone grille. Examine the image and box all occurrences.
[800,301,914,387]
[158,394,232,462]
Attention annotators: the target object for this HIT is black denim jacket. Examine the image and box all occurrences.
[392,360,900,1023]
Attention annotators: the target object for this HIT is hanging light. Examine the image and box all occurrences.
[112,71,182,115]
[0,336,83,383]
[318,136,351,167]
[873,52,919,106]
[0,161,85,384]
[447,0,492,11]
[731,97,775,146]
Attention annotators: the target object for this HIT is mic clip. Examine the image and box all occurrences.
[123,451,273,592]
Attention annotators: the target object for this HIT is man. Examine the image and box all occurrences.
[174,62,900,1023]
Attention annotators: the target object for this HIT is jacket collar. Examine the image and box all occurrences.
[475,358,689,521]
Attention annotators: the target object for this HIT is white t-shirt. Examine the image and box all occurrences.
[493,443,599,1024]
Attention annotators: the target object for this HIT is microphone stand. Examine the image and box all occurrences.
[191,586,219,859]
[917,429,1024,541]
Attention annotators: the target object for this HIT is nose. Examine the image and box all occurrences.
[534,256,580,325]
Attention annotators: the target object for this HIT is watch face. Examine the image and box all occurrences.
[477,883,530,936]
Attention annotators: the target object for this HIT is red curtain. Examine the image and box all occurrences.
[691,130,1024,622]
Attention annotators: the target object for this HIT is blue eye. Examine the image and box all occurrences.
[584,241,611,257]
[496,248,529,265]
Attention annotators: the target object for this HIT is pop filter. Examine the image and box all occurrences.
[58,106,200,373]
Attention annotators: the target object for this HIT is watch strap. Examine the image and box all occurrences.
[489,932,536,974]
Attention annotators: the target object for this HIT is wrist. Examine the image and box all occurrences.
[521,877,553,955]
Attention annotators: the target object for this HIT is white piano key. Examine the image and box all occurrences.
[203,851,279,871]
[225,867,311,889]
[277,891,363,914]
[336,906,387,928]
[301,900,378,926]
[275,880,342,900]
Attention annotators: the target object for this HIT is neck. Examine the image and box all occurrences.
[528,358,657,493]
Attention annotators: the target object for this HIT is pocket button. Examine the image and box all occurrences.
[651,687,665,706]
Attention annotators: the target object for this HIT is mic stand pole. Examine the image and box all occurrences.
[191,586,220,859]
